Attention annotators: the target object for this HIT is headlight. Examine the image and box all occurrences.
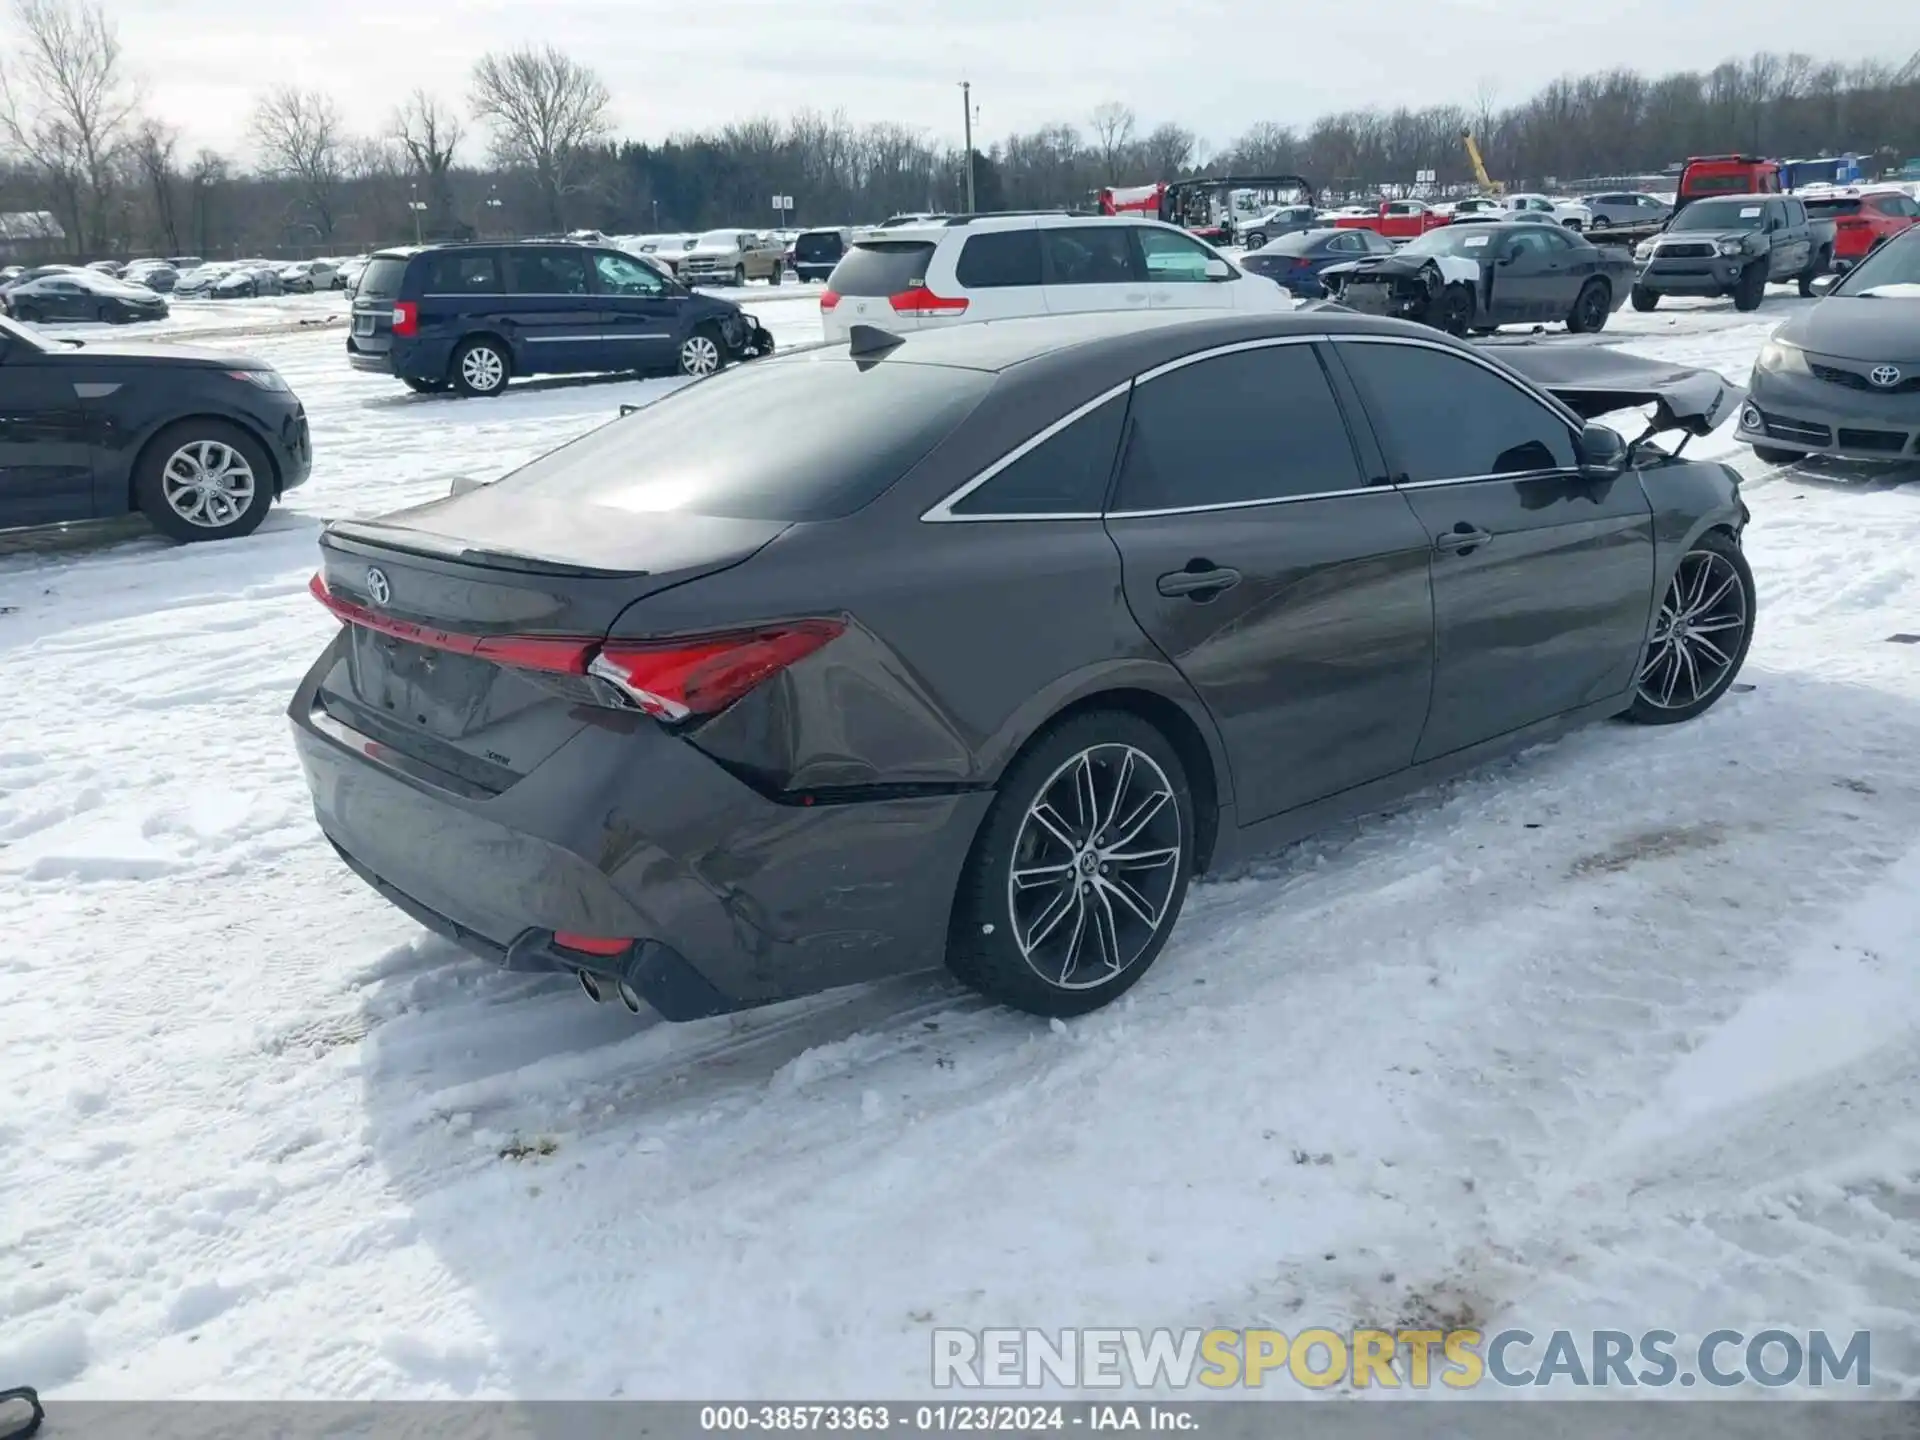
[226,368,289,391]
[1756,340,1809,376]
[1715,238,1746,257]
[1635,240,1656,259]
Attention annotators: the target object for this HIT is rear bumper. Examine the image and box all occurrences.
[289,642,991,1017]
[794,264,836,282]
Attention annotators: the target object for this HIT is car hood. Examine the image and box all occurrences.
[1655,229,1753,247]
[684,244,743,258]
[1773,296,1920,364]
[1487,342,1744,437]
[1323,253,1483,287]
[45,339,271,369]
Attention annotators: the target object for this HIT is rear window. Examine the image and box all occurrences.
[1805,198,1862,216]
[794,231,845,263]
[954,229,1042,289]
[1257,233,1317,255]
[493,357,994,522]
[355,255,410,300]
[829,241,936,296]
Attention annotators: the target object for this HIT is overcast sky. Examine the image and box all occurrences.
[111,0,1920,162]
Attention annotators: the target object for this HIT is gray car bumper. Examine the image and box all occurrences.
[1636,255,1750,294]
[1739,367,1920,461]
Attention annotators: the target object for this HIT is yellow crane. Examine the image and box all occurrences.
[1461,128,1505,195]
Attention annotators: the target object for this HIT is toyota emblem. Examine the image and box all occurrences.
[1871,365,1902,388]
[365,567,391,606]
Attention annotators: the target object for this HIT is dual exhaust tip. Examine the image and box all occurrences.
[577,968,645,1014]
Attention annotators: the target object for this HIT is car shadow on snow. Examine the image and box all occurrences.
[344,665,1920,1397]
[356,371,693,412]
[1752,457,1920,493]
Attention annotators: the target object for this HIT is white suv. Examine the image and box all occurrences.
[820,213,1292,341]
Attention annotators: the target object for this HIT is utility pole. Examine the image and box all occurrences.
[960,81,976,213]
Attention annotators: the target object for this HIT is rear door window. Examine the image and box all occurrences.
[1111,345,1364,512]
[951,392,1128,516]
[507,249,591,295]
[1136,227,1214,282]
[829,241,936,296]
[954,229,1042,289]
[419,252,501,294]
[1041,227,1140,285]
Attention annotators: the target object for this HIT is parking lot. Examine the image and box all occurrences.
[4,281,1920,1398]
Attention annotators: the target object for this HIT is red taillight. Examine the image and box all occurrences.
[553,933,631,957]
[1290,257,1313,269]
[391,300,418,336]
[310,573,842,721]
[820,289,840,311]
[589,620,845,722]
[888,285,968,317]
[308,572,595,674]
[1836,217,1869,231]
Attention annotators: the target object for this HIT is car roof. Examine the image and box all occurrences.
[1685,192,1781,203]
[859,214,1210,244]
[782,307,1443,377]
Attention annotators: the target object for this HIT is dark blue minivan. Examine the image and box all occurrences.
[346,241,775,396]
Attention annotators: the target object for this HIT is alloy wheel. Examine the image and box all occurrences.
[461,345,506,392]
[1579,285,1608,329]
[1638,548,1749,711]
[161,440,257,529]
[1006,743,1183,991]
[680,334,721,376]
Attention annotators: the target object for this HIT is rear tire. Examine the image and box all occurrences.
[451,338,510,397]
[946,710,1194,1019]
[1732,262,1766,312]
[133,419,275,544]
[1622,532,1755,726]
[1567,278,1611,333]
[1630,286,1659,312]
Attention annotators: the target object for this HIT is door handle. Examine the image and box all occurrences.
[1434,524,1492,553]
[1157,565,1241,598]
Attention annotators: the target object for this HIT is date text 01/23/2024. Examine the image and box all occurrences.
[699,1404,1194,1432]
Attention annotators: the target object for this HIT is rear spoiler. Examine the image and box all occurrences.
[1483,342,1744,442]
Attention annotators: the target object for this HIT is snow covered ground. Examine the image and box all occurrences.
[5,283,1920,1402]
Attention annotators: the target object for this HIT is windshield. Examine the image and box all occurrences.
[1400,228,1502,257]
[696,230,740,247]
[1671,200,1767,232]
[1831,229,1920,297]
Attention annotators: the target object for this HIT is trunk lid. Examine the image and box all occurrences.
[312,502,788,785]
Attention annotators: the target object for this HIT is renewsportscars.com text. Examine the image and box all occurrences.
[932,1327,1871,1390]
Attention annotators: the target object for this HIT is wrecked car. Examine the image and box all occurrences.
[1320,220,1636,335]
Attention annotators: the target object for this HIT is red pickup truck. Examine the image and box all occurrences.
[1333,199,1451,242]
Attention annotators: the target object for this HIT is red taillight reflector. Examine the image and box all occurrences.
[589,620,845,722]
[553,932,632,957]
[1836,217,1869,230]
[391,300,418,336]
[888,285,968,317]
[308,572,595,675]
[820,289,841,311]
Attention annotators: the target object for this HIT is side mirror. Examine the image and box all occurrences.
[1577,423,1628,478]
[1810,273,1840,297]
[449,474,489,496]
[1204,257,1233,281]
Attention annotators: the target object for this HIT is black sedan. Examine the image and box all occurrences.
[1736,226,1920,464]
[1242,227,1394,298]
[292,308,1753,1024]
[5,271,169,324]
[0,315,310,541]
[1323,221,1636,335]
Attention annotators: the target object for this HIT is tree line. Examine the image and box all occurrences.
[2,0,1918,262]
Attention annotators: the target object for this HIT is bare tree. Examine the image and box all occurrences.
[185,147,228,256]
[391,88,462,226]
[131,116,179,251]
[249,85,345,239]
[1139,122,1196,181]
[1088,101,1136,183]
[469,45,611,230]
[0,0,140,255]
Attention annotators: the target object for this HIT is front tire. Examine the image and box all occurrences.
[946,710,1194,1019]
[1245,230,1268,249]
[1797,249,1830,298]
[1623,532,1755,726]
[1436,285,1474,336]
[133,420,275,544]
[451,338,510,397]
[1732,262,1766,312]
[1630,286,1659,312]
[732,264,747,287]
[1567,278,1611,333]
[677,324,725,377]
[769,261,783,285]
